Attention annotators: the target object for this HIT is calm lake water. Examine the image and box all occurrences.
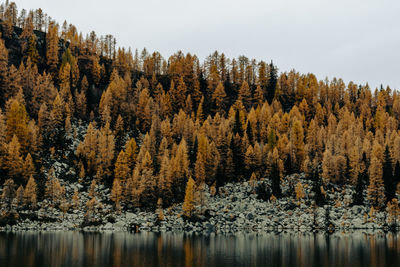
[1,231,400,267]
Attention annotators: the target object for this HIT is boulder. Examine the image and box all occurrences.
[246,213,254,220]
[126,213,135,220]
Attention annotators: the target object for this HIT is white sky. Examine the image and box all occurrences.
[10,0,400,90]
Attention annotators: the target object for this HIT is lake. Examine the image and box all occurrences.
[0,231,399,267]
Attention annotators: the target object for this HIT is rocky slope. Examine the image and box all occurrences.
[1,175,395,232]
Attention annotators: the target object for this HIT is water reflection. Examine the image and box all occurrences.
[0,231,400,267]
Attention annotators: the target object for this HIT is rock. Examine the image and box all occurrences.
[246,213,254,220]
[114,221,125,228]
[236,218,245,225]
[104,222,113,229]
[126,213,135,220]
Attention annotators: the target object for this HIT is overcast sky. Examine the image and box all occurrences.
[12,0,400,90]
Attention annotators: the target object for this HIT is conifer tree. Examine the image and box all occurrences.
[212,82,227,114]
[46,21,59,77]
[49,93,66,145]
[0,108,6,156]
[367,141,385,209]
[27,35,40,64]
[1,178,16,211]
[15,185,24,209]
[125,138,138,170]
[254,85,264,106]
[22,153,35,181]
[0,39,9,104]
[5,65,22,101]
[24,175,37,208]
[289,119,305,173]
[76,123,98,175]
[196,96,204,122]
[75,88,87,119]
[170,77,187,112]
[30,73,57,118]
[158,152,173,206]
[238,81,252,110]
[88,179,97,199]
[4,135,23,182]
[59,197,70,219]
[72,189,79,209]
[171,139,190,201]
[111,178,123,212]
[382,145,395,203]
[45,171,64,208]
[295,182,305,204]
[182,177,195,218]
[6,98,30,153]
[268,148,282,198]
[96,122,115,180]
[85,197,101,223]
[114,150,130,186]
[348,146,361,185]
[91,57,101,86]
[136,88,152,132]
[156,198,165,221]
[266,62,278,103]
[194,152,206,184]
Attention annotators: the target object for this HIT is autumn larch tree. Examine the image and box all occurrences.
[0,39,8,106]
[23,175,37,208]
[22,153,35,181]
[212,82,227,114]
[72,189,80,209]
[114,150,130,187]
[182,176,195,218]
[289,119,305,173]
[4,135,23,183]
[170,138,190,201]
[238,81,252,110]
[46,21,59,77]
[367,141,385,209]
[49,93,66,146]
[1,178,16,212]
[15,185,24,209]
[6,98,30,153]
[170,77,187,112]
[158,152,173,207]
[96,122,115,181]
[111,178,123,212]
[194,152,206,184]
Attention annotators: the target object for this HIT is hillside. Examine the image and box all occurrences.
[0,2,399,230]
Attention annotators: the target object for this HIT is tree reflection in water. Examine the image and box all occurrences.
[0,231,399,267]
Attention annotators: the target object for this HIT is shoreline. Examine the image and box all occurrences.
[1,179,398,233]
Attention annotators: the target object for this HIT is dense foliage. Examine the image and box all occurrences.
[0,1,399,217]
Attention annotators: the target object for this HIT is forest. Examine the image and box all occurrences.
[0,1,399,225]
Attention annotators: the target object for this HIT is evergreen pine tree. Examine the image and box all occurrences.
[383,145,395,203]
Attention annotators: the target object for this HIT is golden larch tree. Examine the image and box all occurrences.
[46,21,59,77]
[111,178,123,212]
[367,141,385,209]
[182,177,195,218]
[114,150,130,186]
[24,175,37,208]
[212,82,227,114]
